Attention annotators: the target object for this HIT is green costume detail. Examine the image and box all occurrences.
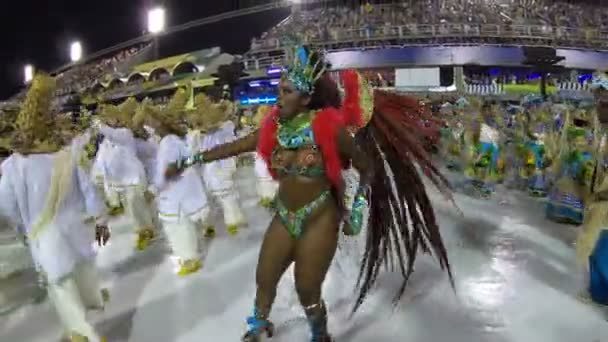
[277,191,331,239]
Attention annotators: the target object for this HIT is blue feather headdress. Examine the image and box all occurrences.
[283,40,326,94]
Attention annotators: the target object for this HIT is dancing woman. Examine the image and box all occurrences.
[168,47,453,341]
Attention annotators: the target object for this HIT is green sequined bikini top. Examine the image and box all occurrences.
[272,111,325,178]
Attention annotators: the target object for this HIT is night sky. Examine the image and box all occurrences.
[0,0,289,99]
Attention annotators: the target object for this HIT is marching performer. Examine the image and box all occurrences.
[198,98,246,235]
[94,99,156,250]
[137,99,206,275]
[185,93,216,237]
[0,74,109,342]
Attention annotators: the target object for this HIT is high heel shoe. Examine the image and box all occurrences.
[242,308,274,342]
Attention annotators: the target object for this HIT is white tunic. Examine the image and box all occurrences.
[201,121,238,192]
[96,124,147,188]
[155,135,208,222]
[0,152,106,283]
[254,155,274,181]
[135,137,159,185]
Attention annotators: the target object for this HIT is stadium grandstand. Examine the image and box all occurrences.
[2,0,608,114]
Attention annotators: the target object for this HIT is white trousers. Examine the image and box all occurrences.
[48,261,103,342]
[161,209,208,261]
[104,184,121,208]
[107,186,156,231]
[214,191,245,227]
[256,178,278,201]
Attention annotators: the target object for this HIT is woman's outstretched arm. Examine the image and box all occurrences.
[201,130,260,162]
[166,130,260,179]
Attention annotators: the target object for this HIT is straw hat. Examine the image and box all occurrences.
[135,98,186,138]
[204,101,231,131]
[185,93,213,131]
[98,97,139,129]
[8,73,73,154]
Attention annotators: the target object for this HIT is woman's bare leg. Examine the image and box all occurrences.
[248,215,295,335]
[293,202,340,340]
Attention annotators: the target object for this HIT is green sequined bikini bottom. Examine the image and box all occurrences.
[276,190,331,239]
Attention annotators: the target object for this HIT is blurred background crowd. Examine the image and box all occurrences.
[250,0,608,51]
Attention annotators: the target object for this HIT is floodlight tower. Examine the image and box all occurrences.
[24,65,34,84]
[70,41,83,63]
[148,7,166,60]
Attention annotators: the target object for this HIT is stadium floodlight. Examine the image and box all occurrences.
[148,7,166,34]
[70,41,83,63]
[24,65,34,83]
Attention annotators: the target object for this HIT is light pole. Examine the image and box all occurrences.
[70,41,83,63]
[148,7,166,60]
[24,65,34,84]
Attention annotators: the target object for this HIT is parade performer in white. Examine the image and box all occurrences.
[0,74,109,342]
[136,99,207,275]
[94,99,156,251]
[188,96,245,236]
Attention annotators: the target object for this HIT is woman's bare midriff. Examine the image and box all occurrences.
[276,175,332,211]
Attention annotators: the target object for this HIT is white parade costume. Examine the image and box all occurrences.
[0,149,107,342]
[135,136,159,191]
[94,123,156,249]
[155,134,209,275]
[254,154,279,204]
[240,113,278,206]
[195,121,245,233]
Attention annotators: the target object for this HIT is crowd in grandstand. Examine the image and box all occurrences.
[250,0,608,51]
[54,46,144,97]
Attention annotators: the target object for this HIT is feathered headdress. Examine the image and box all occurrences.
[10,73,71,154]
[340,69,373,130]
[98,97,138,129]
[284,42,326,94]
[135,91,188,137]
[204,100,233,130]
[185,93,213,130]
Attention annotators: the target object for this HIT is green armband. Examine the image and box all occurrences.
[177,153,205,170]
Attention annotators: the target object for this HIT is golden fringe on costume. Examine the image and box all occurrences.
[30,149,76,240]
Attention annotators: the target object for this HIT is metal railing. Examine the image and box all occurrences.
[244,23,608,70]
